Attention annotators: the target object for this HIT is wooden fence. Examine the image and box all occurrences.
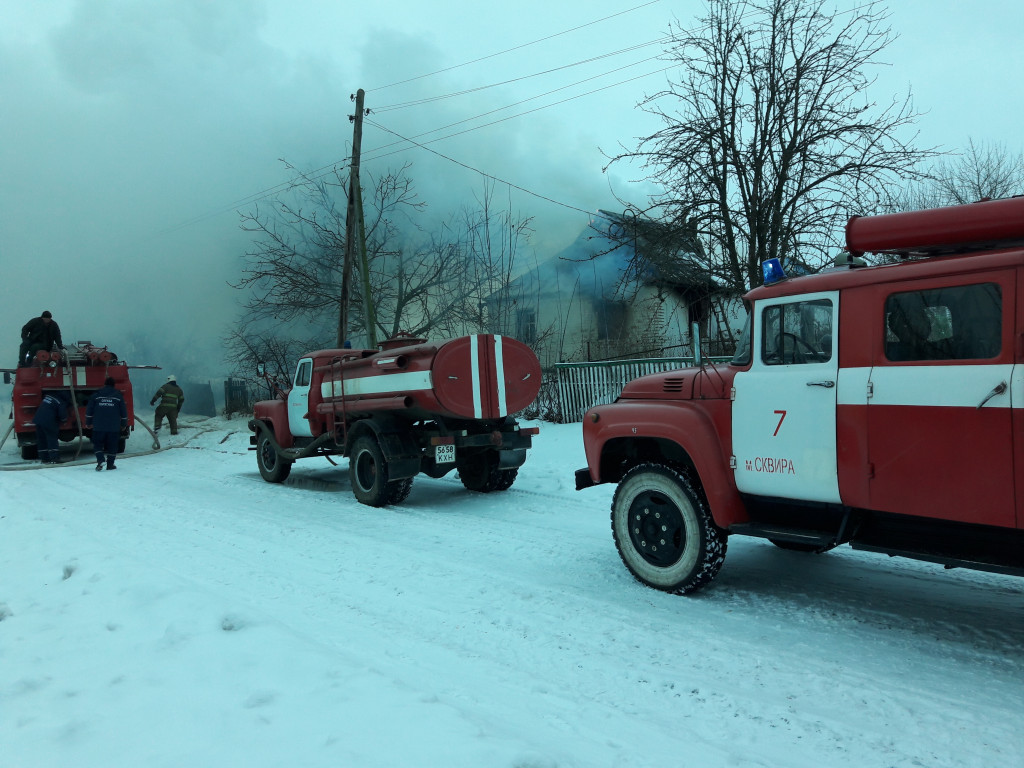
[554,357,731,422]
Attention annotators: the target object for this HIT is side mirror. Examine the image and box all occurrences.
[256,362,266,377]
[3,372,10,384]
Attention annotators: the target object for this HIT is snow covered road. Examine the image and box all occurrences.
[2,416,1022,767]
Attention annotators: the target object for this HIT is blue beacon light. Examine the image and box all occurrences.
[762,258,787,285]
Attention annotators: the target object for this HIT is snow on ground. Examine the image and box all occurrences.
[1,413,1022,768]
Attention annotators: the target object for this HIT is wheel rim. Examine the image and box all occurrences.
[627,490,686,567]
[260,439,276,470]
[355,449,377,491]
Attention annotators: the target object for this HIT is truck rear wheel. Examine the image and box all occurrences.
[257,430,292,483]
[611,464,727,594]
[383,477,414,505]
[350,434,409,507]
[458,452,516,493]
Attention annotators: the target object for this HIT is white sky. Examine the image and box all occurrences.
[1,0,1022,372]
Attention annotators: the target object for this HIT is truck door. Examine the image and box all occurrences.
[288,358,314,438]
[866,276,1015,527]
[732,291,841,503]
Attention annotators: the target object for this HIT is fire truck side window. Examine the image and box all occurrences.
[760,299,833,366]
[884,283,1001,362]
[295,360,312,387]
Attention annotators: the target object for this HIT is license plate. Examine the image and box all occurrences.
[435,444,456,464]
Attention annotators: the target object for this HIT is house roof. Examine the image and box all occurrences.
[491,210,717,302]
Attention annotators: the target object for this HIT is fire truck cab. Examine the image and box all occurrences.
[576,197,1024,594]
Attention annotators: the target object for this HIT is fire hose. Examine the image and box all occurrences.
[0,420,13,453]
[135,416,161,451]
[62,350,85,459]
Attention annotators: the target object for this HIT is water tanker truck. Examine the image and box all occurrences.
[249,333,542,506]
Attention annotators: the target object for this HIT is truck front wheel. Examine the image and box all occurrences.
[611,464,727,594]
[257,430,292,483]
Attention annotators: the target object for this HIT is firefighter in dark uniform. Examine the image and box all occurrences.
[86,376,128,471]
[19,311,63,366]
[32,391,69,464]
[151,375,185,435]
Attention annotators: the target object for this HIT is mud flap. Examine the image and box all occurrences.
[376,431,422,481]
[497,448,527,470]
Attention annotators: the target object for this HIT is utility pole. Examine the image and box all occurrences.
[339,88,367,347]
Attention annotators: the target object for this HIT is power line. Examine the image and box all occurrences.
[365,118,612,221]
[159,5,677,234]
[364,60,670,156]
[361,65,674,165]
[371,38,669,112]
[171,0,855,234]
[369,0,663,91]
[162,59,671,234]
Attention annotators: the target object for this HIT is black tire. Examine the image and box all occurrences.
[21,444,38,460]
[611,463,727,594]
[349,434,394,506]
[256,430,292,483]
[769,539,836,554]
[458,452,512,493]
[494,468,518,491]
[383,477,414,505]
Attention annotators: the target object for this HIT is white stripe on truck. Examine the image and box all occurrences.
[470,334,482,419]
[495,335,506,417]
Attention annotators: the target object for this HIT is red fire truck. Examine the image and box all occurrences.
[3,342,142,460]
[576,196,1024,593]
[249,333,541,506]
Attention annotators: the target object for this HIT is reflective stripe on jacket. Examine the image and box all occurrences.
[151,384,184,410]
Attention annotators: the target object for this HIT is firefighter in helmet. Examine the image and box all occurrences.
[151,375,185,435]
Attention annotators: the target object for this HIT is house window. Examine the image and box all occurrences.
[516,309,537,345]
[595,300,628,340]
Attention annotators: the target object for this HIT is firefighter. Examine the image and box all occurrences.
[19,310,63,366]
[32,390,69,464]
[86,376,127,471]
[150,375,185,435]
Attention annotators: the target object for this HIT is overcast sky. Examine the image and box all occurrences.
[2,0,1022,377]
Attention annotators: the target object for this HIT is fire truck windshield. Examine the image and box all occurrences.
[730,312,752,366]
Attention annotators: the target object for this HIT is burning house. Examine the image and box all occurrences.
[484,210,744,366]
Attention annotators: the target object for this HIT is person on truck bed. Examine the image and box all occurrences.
[150,375,184,435]
[19,310,63,366]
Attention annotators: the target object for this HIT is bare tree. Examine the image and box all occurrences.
[227,166,534,380]
[896,139,1024,210]
[459,180,534,334]
[231,163,427,344]
[223,322,313,394]
[608,0,935,293]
